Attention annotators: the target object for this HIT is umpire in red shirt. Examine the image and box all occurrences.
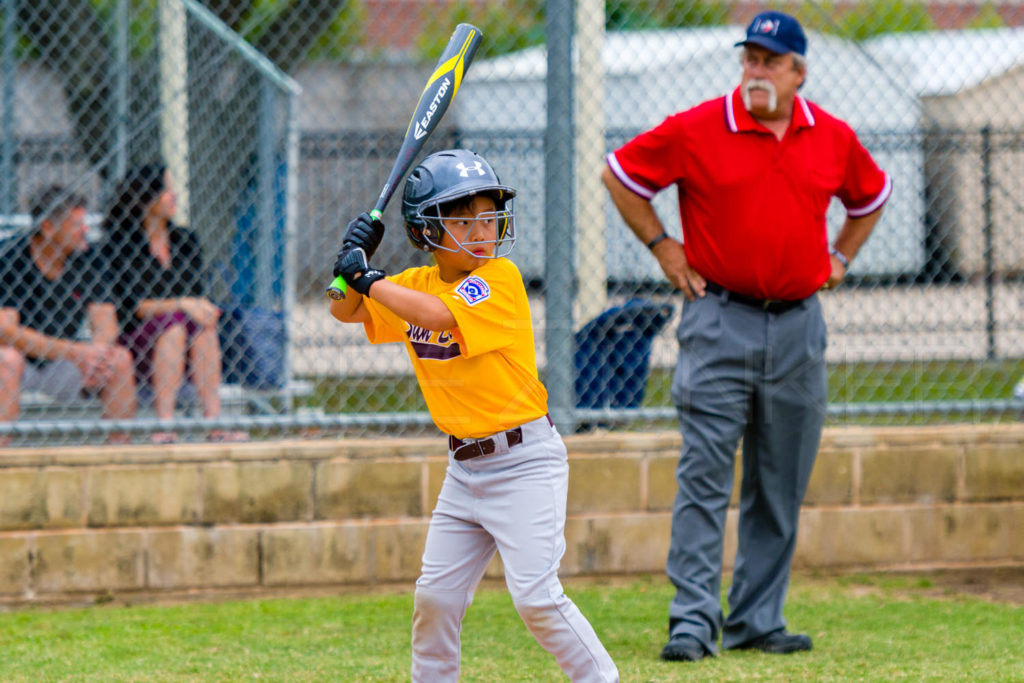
[603,11,890,662]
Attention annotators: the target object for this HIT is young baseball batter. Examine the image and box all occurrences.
[329,149,618,683]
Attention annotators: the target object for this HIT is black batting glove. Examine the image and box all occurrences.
[333,243,354,278]
[334,246,386,297]
[342,212,385,259]
[350,269,386,296]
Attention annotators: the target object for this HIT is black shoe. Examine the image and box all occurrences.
[660,633,710,662]
[734,629,812,654]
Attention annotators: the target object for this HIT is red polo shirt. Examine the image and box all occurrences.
[607,87,892,300]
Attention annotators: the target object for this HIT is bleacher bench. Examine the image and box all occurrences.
[19,379,313,420]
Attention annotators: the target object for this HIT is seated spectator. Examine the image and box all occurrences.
[101,163,246,443]
[0,186,136,445]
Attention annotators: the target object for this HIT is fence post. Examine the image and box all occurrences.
[114,0,129,186]
[1,0,16,217]
[981,125,995,361]
[283,92,300,413]
[575,0,606,324]
[256,80,277,304]
[545,0,576,433]
[158,0,191,224]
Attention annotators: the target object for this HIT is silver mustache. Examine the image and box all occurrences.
[741,79,778,113]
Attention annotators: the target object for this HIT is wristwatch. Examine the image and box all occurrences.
[646,232,669,250]
[830,246,850,269]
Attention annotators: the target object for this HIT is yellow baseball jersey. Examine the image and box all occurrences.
[361,257,548,439]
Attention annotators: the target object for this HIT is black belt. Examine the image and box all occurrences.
[705,281,805,314]
[449,415,553,461]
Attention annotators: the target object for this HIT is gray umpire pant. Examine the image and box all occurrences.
[667,288,827,654]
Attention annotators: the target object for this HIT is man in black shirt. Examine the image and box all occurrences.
[0,186,136,441]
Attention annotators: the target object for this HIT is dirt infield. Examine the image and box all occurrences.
[911,566,1024,605]
[801,566,1024,605]
[570,567,1024,606]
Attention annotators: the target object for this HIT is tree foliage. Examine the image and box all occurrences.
[606,0,730,31]
[417,0,731,61]
[967,3,1006,29]
[417,0,956,60]
[418,1,547,60]
[836,0,937,41]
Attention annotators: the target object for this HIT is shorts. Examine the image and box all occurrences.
[22,359,88,400]
[119,312,200,386]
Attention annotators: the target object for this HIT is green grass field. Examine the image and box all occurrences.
[1,572,1020,681]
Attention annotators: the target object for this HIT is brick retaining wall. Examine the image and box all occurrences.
[1,424,1022,607]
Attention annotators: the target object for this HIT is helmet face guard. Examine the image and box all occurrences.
[416,196,516,259]
[402,149,517,257]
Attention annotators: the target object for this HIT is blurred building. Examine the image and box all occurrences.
[868,28,1024,278]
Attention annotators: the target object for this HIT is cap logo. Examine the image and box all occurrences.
[456,161,486,177]
[755,18,778,35]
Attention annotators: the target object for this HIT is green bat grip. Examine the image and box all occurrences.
[325,209,384,300]
[326,275,347,300]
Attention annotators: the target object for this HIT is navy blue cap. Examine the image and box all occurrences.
[735,11,807,56]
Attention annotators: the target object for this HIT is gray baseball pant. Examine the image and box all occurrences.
[667,290,827,653]
[411,415,618,682]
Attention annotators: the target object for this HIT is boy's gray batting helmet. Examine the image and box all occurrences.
[401,149,516,255]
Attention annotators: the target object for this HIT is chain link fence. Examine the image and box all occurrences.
[2,0,1023,446]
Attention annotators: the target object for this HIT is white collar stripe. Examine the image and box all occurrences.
[606,153,656,199]
[847,173,892,217]
[725,94,738,132]
[798,96,815,126]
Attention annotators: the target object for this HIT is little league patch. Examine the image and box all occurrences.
[455,275,490,305]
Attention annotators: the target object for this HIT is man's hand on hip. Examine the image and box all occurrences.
[821,252,847,291]
[651,237,706,301]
